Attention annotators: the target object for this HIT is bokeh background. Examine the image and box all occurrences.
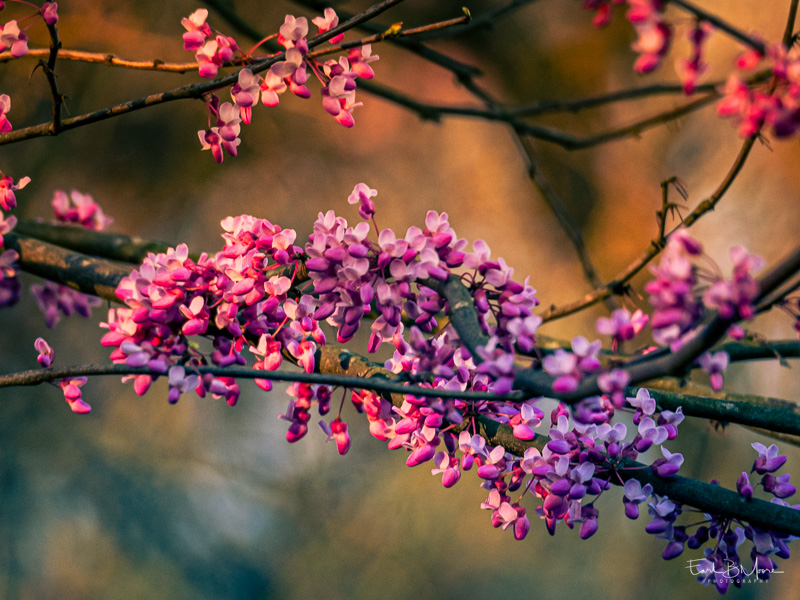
[2,1,800,598]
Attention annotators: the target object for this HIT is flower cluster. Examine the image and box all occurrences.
[184,8,379,162]
[31,189,112,327]
[645,229,762,351]
[644,443,797,594]
[718,44,800,139]
[0,168,28,309]
[50,181,787,594]
[32,336,91,413]
[101,214,323,411]
[582,1,800,141]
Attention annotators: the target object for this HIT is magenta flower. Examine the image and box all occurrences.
[431,450,461,487]
[41,3,59,25]
[34,337,54,368]
[0,210,17,247]
[622,479,653,519]
[347,45,379,79]
[51,189,113,231]
[319,417,351,455]
[0,174,30,210]
[596,308,648,343]
[652,446,684,477]
[60,377,91,414]
[676,21,712,94]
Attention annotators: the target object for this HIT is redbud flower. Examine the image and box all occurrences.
[676,22,712,95]
[0,174,30,210]
[622,479,653,519]
[347,183,377,220]
[0,20,28,57]
[319,418,351,455]
[41,2,58,25]
[698,351,729,391]
[652,446,684,477]
[181,8,211,51]
[0,210,16,247]
[277,15,308,49]
[35,337,54,367]
[0,93,11,133]
[60,377,91,413]
[51,189,113,231]
[312,8,343,44]
[752,442,787,474]
[347,45,379,79]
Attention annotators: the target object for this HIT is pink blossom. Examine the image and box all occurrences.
[0,20,28,58]
[60,377,91,413]
[31,281,102,328]
[319,417,351,455]
[182,8,212,51]
[0,93,11,133]
[312,8,343,44]
[347,45,379,79]
[230,68,261,123]
[347,182,377,220]
[41,2,58,25]
[51,189,113,231]
[676,22,712,95]
[0,209,16,246]
[195,35,238,78]
[698,351,729,391]
[277,15,308,49]
[0,174,30,210]
[35,337,54,367]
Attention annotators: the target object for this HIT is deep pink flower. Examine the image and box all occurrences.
[60,377,91,413]
[312,8,344,44]
[320,417,351,455]
[0,174,30,210]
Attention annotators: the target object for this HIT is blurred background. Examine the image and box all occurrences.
[2,0,800,598]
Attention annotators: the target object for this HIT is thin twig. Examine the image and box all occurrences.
[0,0,407,146]
[0,48,202,72]
[41,20,64,134]
[3,330,799,536]
[539,134,759,322]
[783,0,800,47]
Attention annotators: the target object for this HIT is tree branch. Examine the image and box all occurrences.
[0,0,408,146]
[539,134,759,322]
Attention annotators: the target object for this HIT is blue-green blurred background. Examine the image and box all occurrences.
[2,1,800,598]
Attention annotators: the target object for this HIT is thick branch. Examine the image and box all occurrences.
[4,232,130,302]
